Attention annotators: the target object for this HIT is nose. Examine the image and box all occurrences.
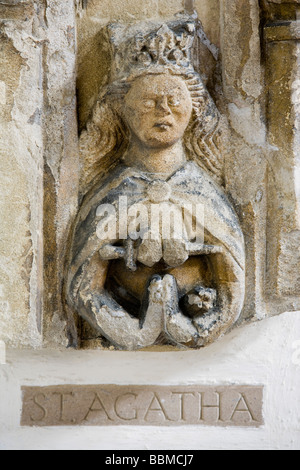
[156,96,171,115]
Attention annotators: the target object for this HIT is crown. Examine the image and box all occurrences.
[107,18,197,82]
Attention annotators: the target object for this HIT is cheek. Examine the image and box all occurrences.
[174,108,192,129]
[125,107,145,132]
[134,112,157,133]
[136,114,154,133]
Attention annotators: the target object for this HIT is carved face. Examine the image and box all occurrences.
[124,74,193,149]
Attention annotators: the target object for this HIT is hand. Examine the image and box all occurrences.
[99,238,138,271]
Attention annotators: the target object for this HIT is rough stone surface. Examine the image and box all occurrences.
[42,0,79,348]
[0,1,44,348]
[0,0,79,348]
[0,0,299,350]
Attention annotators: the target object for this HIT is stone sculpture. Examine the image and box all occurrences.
[66,19,245,350]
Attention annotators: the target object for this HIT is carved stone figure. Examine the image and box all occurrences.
[66,19,245,350]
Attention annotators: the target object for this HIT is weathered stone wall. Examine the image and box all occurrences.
[0,0,44,347]
[42,0,79,348]
[0,0,299,349]
[0,1,79,348]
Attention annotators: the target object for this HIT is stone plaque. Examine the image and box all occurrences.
[21,385,263,427]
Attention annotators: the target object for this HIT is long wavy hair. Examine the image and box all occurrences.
[79,67,224,197]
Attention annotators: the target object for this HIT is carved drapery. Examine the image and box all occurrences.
[66,19,246,350]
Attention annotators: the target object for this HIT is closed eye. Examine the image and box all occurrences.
[143,99,156,108]
[168,98,181,107]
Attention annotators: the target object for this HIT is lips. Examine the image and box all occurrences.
[153,122,173,130]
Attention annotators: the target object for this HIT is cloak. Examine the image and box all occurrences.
[66,161,245,349]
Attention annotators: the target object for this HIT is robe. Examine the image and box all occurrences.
[66,161,245,349]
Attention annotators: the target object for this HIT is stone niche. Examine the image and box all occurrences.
[0,0,299,351]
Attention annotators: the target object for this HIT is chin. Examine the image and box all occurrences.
[145,134,179,149]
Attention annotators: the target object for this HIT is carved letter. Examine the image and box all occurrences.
[114,393,138,421]
[199,392,221,422]
[230,394,256,423]
[84,393,113,422]
[53,392,74,423]
[30,393,48,422]
[144,393,172,422]
[172,392,195,421]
